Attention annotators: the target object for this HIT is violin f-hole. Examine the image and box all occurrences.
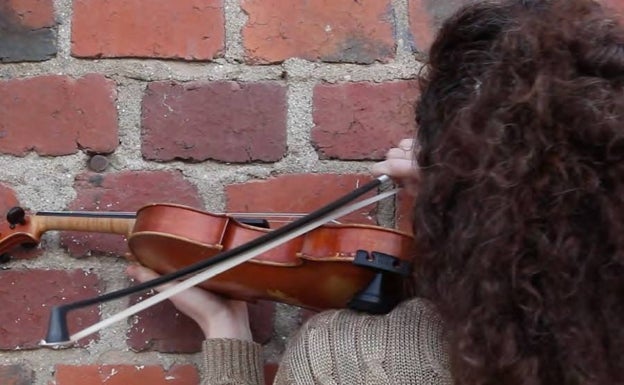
[234,217,270,229]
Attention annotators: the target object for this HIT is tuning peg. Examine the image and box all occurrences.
[6,207,26,227]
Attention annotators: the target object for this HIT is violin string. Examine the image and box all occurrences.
[37,211,342,223]
[50,187,398,347]
[228,213,342,224]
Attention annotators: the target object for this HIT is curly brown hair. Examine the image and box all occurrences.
[412,0,624,384]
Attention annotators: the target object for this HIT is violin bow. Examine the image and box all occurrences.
[40,175,397,348]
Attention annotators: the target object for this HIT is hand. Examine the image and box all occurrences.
[371,138,420,195]
[126,264,252,341]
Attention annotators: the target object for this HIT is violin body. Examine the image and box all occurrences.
[1,203,414,311]
[131,204,414,310]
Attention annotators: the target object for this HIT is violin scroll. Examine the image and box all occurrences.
[0,207,40,262]
[7,207,26,227]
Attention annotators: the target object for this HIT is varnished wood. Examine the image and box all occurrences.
[34,215,134,237]
[1,201,413,311]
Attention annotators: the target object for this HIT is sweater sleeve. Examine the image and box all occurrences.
[201,339,264,385]
[200,298,452,385]
[273,298,452,385]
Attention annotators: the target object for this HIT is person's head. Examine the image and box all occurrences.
[412,0,623,384]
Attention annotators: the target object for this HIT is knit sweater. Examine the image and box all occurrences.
[201,298,452,385]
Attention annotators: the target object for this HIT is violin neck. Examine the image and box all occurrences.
[34,211,135,236]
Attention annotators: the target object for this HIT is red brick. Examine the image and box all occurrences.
[0,183,41,260]
[61,171,203,258]
[0,269,100,349]
[396,190,415,234]
[126,290,204,353]
[242,0,395,64]
[225,174,378,226]
[54,364,199,385]
[601,0,624,16]
[71,0,224,60]
[264,362,279,385]
[141,81,287,163]
[0,75,118,156]
[312,81,419,160]
[408,0,473,52]
[0,364,33,385]
[248,300,275,345]
[5,0,54,28]
[0,0,56,62]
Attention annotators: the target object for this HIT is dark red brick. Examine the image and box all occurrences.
[264,362,279,385]
[0,269,100,349]
[61,171,203,258]
[408,0,474,52]
[312,81,420,160]
[126,290,204,353]
[0,0,56,62]
[0,75,118,156]
[601,0,624,16]
[225,174,379,227]
[71,0,224,60]
[6,0,55,28]
[54,364,199,385]
[242,0,395,64]
[396,190,416,234]
[141,81,287,163]
[0,364,33,385]
[248,300,275,345]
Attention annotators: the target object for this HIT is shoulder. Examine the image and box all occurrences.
[303,297,445,346]
[303,297,445,343]
[275,298,452,385]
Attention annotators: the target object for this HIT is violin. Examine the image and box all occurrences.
[0,201,414,312]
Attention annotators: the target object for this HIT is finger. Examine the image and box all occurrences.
[371,158,417,178]
[385,147,413,160]
[397,138,415,151]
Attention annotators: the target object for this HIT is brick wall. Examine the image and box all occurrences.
[1,1,621,384]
